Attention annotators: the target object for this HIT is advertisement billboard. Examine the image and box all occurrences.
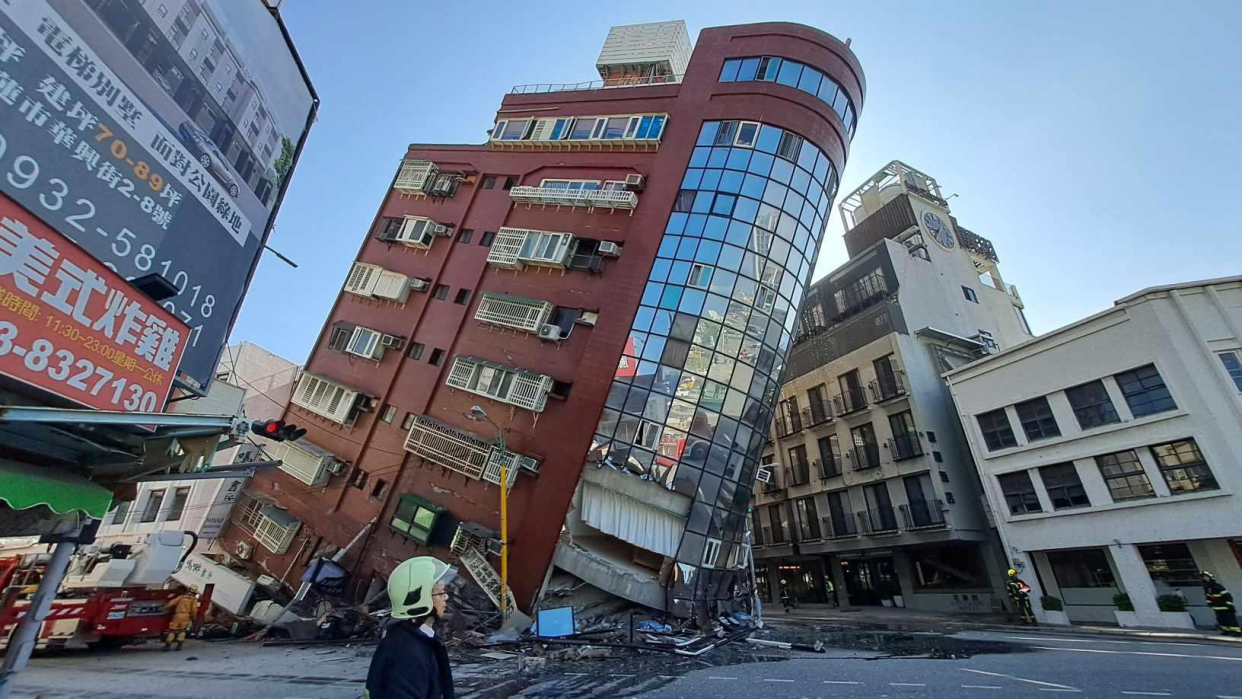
[0,0,316,393]
[0,192,187,410]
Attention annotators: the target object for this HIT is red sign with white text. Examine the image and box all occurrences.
[0,194,187,411]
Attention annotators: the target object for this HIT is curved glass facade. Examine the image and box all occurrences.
[589,120,842,608]
[719,56,859,138]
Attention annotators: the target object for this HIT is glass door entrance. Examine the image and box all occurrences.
[841,556,900,605]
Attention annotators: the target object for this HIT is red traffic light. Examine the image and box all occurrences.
[250,420,306,442]
[264,422,280,435]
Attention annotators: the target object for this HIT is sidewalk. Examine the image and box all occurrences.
[762,603,1242,646]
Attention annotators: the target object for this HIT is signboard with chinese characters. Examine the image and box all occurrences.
[171,553,255,615]
[197,476,244,540]
[0,193,186,410]
[0,0,316,393]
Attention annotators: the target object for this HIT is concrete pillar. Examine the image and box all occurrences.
[1109,544,1164,626]
[890,549,915,608]
[1008,550,1049,619]
[831,557,850,607]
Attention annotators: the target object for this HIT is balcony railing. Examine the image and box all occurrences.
[786,460,811,487]
[815,457,842,480]
[825,515,857,539]
[856,506,899,535]
[849,445,881,471]
[900,499,947,529]
[832,387,869,416]
[510,74,683,94]
[888,433,925,461]
[869,371,907,403]
[774,411,805,438]
[806,401,832,428]
[509,186,638,213]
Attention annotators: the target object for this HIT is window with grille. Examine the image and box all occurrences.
[445,356,553,412]
[1015,396,1060,441]
[1094,450,1155,501]
[977,408,1017,450]
[1038,463,1090,510]
[1149,438,1218,493]
[1114,364,1176,417]
[1066,380,1120,429]
[253,511,299,554]
[344,262,380,296]
[291,373,360,425]
[474,293,554,333]
[403,415,535,486]
[998,471,1042,515]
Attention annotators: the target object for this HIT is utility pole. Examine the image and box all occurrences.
[466,406,508,618]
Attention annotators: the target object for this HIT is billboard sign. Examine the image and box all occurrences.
[172,553,255,615]
[0,192,188,410]
[0,0,316,393]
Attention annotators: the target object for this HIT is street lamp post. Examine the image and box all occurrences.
[466,406,509,618]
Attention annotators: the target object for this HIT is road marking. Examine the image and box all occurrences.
[962,685,1003,690]
[824,680,862,684]
[1038,690,1082,693]
[961,668,1080,691]
[563,673,588,676]
[1216,695,1242,698]
[890,682,927,687]
[609,674,635,678]
[708,676,737,680]
[658,675,678,680]
[764,678,795,683]
[1030,645,1242,662]
[1006,634,1201,648]
[1120,692,1171,696]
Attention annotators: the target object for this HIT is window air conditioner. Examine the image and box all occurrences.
[234,541,254,560]
[624,173,645,191]
[432,224,450,236]
[381,334,404,350]
[597,241,621,257]
[537,324,563,341]
[325,460,346,476]
[410,278,430,292]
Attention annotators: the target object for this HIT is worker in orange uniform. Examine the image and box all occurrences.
[163,584,201,651]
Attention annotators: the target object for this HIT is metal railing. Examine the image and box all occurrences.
[786,460,811,487]
[849,445,881,471]
[509,186,638,210]
[826,515,857,538]
[900,499,947,529]
[511,74,683,94]
[888,433,925,461]
[857,506,899,534]
[815,457,842,480]
[833,387,869,415]
[869,370,907,403]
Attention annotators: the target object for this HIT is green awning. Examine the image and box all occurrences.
[0,463,113,519]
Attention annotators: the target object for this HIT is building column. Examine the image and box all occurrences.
[890,549,915,609]
[1007,550,1049,619]
[832,557,850,607]
[1109,544,1164,626]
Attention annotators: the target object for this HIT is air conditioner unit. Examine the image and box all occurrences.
[410,278,430,292]
[325,460,346,476]
[575,312,599,327]
[234,541,253,560]
[381,334,404,350]
[432,224,450,236]
[624,173,645,191]
[537,324,563,341]
[597,241,621,257]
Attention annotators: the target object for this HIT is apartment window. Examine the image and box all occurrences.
[1217,351,1242,390]
[794,497,821,540]
[1115,364,1176,417]
[863,483,896,531]
[826,490,851,537]
[479,231,496,247]
[817,434,841,478]
[433,284,449,301]
[1039,463,1090,510]
[456,229,474,244]
[379,405,397,424]
[701,538,722,567]
[327,323,352,352]
[349,467,369,489]
[408,342,425,360]
[111,499,132,526]
[888,410,919,460]
[428,348,445,366]
[1014,396,1060,441]
[751,510,766,546]
[140,489,165,523]
[997,471,1042,515]
[503,176,518,190]
[390,494,441,545]
[165,487,191,521]
[962,286,978,303]
[1094,450,1155,501]
[768,503,789,544]
[370,479,389,499]
[687,263,712,289]
[787,445,809,485]
[399,412,417,431]
[1047,549,1115,588]
[481,176,496,189]
[158,3,168,16]
[1139,543,1201,587]
[977,408,1017,451]
[1149,438,1219,493]
[453,288,472,305]
[850,422,879,470]
[1066,380,1120,429]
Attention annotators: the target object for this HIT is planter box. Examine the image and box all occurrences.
[881,598,894,608]
[1041,609,1070,626]
[892,595,905,608]
[1115,610,1141,627]
[1158,611,1196,629]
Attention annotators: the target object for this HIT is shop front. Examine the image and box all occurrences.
[840,554,901,606]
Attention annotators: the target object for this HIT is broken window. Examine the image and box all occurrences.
[908,543,989,590]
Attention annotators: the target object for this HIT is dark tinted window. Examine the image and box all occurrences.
[1039,463,1089,510]
[977,408,1017,450]
[998,471,1041,515]
[1114,364,1176,417]
[1066,380,1120,429]
[1015,396,1060,441]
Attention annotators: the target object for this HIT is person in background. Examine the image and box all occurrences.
[1006,568,1036,625]
[779,579,795,612]
[162,584,200,651]
[825,577,838,608]
[366,557,457,699]
[1202,570,1241,637]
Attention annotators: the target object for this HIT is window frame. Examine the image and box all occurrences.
[1114,364,1177,417]
[390,494,442,544]
[1149,438,1218,493]
[1217,351,1242,390]
[1014,396,1061,442]
[997,470,1042,515]
[977,408,1018,451]
[1038,462,1090,510]
[1065,380,1120,429]
[1094,449,1155,502]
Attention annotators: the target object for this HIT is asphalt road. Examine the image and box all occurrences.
[6,629,1241,698]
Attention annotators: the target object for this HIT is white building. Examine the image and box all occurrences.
[945,277,1242,629]
[751,162,1033,613]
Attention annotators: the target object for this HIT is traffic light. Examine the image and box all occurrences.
[250,419,307,442]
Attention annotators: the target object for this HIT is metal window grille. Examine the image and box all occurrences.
[487,228,530,269]
[474,293,554,333]
[344,262,378,296]
[445,356,552,412]
[404,415,538,486]
[395,159,437,193]
[292,373,359,424]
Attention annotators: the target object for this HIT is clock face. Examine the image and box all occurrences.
[923,211,955,249]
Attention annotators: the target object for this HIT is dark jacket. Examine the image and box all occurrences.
[366,620,454,699]
[1206,581,1235,611]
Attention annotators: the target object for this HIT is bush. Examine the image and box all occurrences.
[1040,596,1064,611]
[1113,593,1134,611]
[1157,594,1187,612]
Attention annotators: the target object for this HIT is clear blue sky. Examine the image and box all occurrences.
[231,0,1242,365]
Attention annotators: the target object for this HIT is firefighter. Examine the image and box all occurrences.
[779,579,795,612]
[162,584,200,651]
[1202,570,1241,637]
[1007,568,1036,625]
[366,557,457,699]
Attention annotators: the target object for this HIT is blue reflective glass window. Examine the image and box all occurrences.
[756,125,782,154]
[733,196,759,223]
[676,237,700,260]
[717,244,744,271]
[651,309,674,336]
[726,148,752,171]
[794,224,810,252]
[679,288,706,315]
[658,287,683,310]
[683,214,707,238]
[757,56,781,81]
[719,59,741,82]
[762,181,787,208]
[785,192,806,219]
[719,170,744,194]
[710,269,737,297]
[747,151,774,177]
[741,174,767,199]
[704,216,728,241]
[755,203,781,231]
[768,236,791,267]
[633,305,656,331]
[690,147,711,168]
[703,293,729,321]
[634,115,653,139]
[798,140,818,172]
[682,169,704,189]
[648,115,666,139]
[712,194,736,216]
[658,236,680,257]
[844,105,855,132]
[818,78,839,106]
[708,148,729,168]
[695,240,722,264]
[733,58,758,82]
[798,67,822,95]
[813,153,830,184]
[642,283,664,306]
[668,260,692,285]
[790,168,811,196]
[692,191,715,213]
[799,200,816,228]
[700,169,723,191]
[776,60,802,86]
[649,258,672,282]
[832,89,848,120]
[775,213,797,244]
[769,158,794,185]
[726,220,751,247]
[697,122,719,146]
[642,334,667,360]
[779,271,796,299]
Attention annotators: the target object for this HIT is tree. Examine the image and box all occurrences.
[273,136,294,187]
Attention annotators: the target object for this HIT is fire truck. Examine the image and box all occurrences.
[0,531,198,651]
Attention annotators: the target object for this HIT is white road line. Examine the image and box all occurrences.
[609,674,636,678]
[1006,635,1130,644]
[890,682,927,687]
[1030,645,1242,662]
[708,676,737,680]
[824,680,862,685]
[961,668,1080,691]
[563,673,589,677]
[764,678,795,683]
[1120,692,1171,696]
[658,675,679,680]
[1217,695,1242,698]
[1038,690,1082,693]
[962,685,1003,690]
